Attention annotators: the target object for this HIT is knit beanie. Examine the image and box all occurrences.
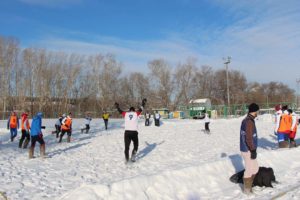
[248,103,259,113]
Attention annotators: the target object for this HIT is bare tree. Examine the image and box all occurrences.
[89,54,122,110]
[193,65,214,100]
[0,36,19,118]
[173,60,197,109]
[148,59,173,109]
[0,35,297,117]
[129,72,150,104]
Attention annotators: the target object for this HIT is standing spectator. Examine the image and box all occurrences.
[29,112,46,158]
[203,111,210,134]
[145,111,150,126]
[115,98,147,163]
[289,109,299,147]
[81,113,92,133]
[59,113,72,143]
[154,111,161,127]
[19,111,30,148]
[240,103,259,194]
[7,111,19,142]
[102,111,110,130]
[274,105,282,135]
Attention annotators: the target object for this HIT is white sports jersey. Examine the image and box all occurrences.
[204,113,210,123]
[155,113,160,119]
[124,112,139,131]
[291,112,299,130]
[85,117,92,125]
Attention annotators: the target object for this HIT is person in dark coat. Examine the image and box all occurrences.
[154,111,161,126]
[240,103,259,194]
[145,111,150,126]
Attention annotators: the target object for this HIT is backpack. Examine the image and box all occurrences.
[230,167,276,187]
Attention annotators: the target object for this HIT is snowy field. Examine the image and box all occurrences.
[1,114,300,200]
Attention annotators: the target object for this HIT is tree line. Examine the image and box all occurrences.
[0,36,295,118]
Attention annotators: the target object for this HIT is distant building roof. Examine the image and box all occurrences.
[189,98,211,104]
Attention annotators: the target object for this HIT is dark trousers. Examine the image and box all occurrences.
[155,119,160,126]
[145,119,150,126]
[31,135,45,148]
[205,122,210,132]
[104,119,108,130]
[124,130,139,161]
[55,125,61,138]
[81,124,90,133]
[59,129,71,142]
[85,124,90,132]
[19,130,30,147]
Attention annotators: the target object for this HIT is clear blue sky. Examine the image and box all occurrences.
[1,0,300,90]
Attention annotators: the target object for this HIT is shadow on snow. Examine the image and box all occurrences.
[136,141,165,160]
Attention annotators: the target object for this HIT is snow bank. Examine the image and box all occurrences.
[59,147,300,200]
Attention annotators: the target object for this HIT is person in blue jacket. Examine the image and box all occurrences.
[29,112,46,159]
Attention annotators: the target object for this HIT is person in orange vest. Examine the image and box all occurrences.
[275,105,292,148]
[19,111,31,148]
[289,109,299,147]
[59,112,72,143]
[7,111,20,142]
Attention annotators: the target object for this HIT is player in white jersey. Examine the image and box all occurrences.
[115,98,147,162]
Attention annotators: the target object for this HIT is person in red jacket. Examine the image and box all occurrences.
[19,111,31,148]
[115,98,147,163]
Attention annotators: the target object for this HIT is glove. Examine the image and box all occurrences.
[114,102,119,108]
[41,126,46,129]
[142,98,147,106]
[250,150,257,159]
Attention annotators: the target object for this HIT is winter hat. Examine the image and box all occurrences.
[282,105,288,111]
[248,103,259,113]
[37,112,43,117]
[287,109,293,114]
[275,105,281,111]
[129,107,135,111]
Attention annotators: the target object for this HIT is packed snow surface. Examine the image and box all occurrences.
[1,114,300,200]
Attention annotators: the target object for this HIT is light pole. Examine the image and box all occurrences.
[223,56,231,112]
[297,78,300,109]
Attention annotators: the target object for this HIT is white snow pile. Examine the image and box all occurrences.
[1,115,300,200]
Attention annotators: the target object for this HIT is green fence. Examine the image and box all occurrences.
[178,102,296,119]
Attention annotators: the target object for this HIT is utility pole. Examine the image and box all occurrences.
[297,78,300,109]
[223,56,231,112]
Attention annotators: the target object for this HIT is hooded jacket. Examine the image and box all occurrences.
[30,112,43,136]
